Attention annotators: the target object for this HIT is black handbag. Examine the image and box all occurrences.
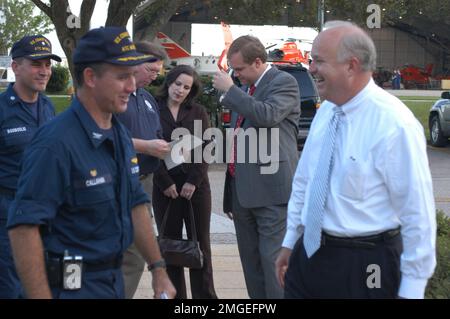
[158,199,204,269]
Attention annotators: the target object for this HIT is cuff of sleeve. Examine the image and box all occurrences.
[398,275,428,299]
[282,229,302,249]
[6,200,56,230]
[219,92,227,103]
[186,176,202,188]
[132,192,150,208]
[154,173,175,192]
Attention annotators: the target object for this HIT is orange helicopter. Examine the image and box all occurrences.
[267,38,311,68]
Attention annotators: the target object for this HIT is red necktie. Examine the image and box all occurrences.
[228,84,256,177]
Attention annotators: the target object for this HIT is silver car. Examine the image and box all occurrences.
[429,92,450,147]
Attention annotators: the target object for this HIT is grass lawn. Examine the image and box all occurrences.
[18,92,441,142]
[49,95,71,114]
[399,97,435,140]
[397,96,439,101]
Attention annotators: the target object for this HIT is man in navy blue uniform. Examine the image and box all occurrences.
[7,27,176,299]
[0,35,60,298]
[117,41,171,299]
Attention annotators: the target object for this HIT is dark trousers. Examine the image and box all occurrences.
[50,268,125,299]
[0,194,21,299]
[230,178,285,299]
[153,173,217,299]
[284,231,402,299]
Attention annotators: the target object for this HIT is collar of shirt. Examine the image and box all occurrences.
[72,97,119,149]
[338,78,376,119]
[4,82,45,107]
[252,64,272,89]
[131,88,147,97]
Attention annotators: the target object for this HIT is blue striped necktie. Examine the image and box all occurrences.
[303,106,344,258]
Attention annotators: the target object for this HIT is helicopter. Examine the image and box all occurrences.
[266,38,312,68]
[156,22,232,75]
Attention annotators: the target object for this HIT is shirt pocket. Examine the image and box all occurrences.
[0,127,33,149]
[339,159,368,201]
[71,184,117,240]
[73,183,115,207]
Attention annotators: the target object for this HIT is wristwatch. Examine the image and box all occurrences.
[148,259,166,272]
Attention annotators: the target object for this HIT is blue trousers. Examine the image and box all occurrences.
[50,268,125,299]
[0,194,21,299]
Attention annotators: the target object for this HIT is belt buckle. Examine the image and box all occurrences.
[383,228,400,240]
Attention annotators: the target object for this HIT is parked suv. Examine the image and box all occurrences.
[429,91,450,147]
[276,64,320,149]
[220,63,320,150]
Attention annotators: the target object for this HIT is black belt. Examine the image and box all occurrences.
[47,253,122,272]
[84,257,122,272]
[321,228,401,248]
[0,186,15,197]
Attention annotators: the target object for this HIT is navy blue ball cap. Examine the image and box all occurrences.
[10,35,62,62]
[73,26,157,66]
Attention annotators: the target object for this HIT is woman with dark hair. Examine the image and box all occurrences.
[153,65,217,299]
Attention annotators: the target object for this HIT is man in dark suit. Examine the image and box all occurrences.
[213,35,300,298]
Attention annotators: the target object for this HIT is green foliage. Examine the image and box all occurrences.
[50,96,72,114]
[425,210,450,299]
[197,75,220,127]
[171,0,450,31]
[401,98,435,140]
[46,65,69,94]
[436,210,450,237]
[0,0,53,55]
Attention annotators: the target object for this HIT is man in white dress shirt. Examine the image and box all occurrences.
[276,21,436,299]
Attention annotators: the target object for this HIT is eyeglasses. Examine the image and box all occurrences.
[144,65,160,74]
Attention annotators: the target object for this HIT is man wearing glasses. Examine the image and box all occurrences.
[116,41,171,299]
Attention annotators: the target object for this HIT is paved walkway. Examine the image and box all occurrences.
[386,89,444,97]
[134,164,249,299]
[134,243,248,299]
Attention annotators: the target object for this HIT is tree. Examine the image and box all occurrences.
[46,64,70,93]
[0,0,53,55]
[30,0,450,79]
[31,0,186,78]
[134,0,188,41]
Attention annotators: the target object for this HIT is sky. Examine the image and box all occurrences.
[191,24,318,57]
[46,0,133,60]
[44,0,318,61]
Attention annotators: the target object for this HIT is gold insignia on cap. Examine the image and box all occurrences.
[114,32,130,44]
[121,44,136,52]
[131,157,138,164]
[90,169,98,177]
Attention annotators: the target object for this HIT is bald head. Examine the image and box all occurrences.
[320,21,377,72]
[310,21,376,105]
